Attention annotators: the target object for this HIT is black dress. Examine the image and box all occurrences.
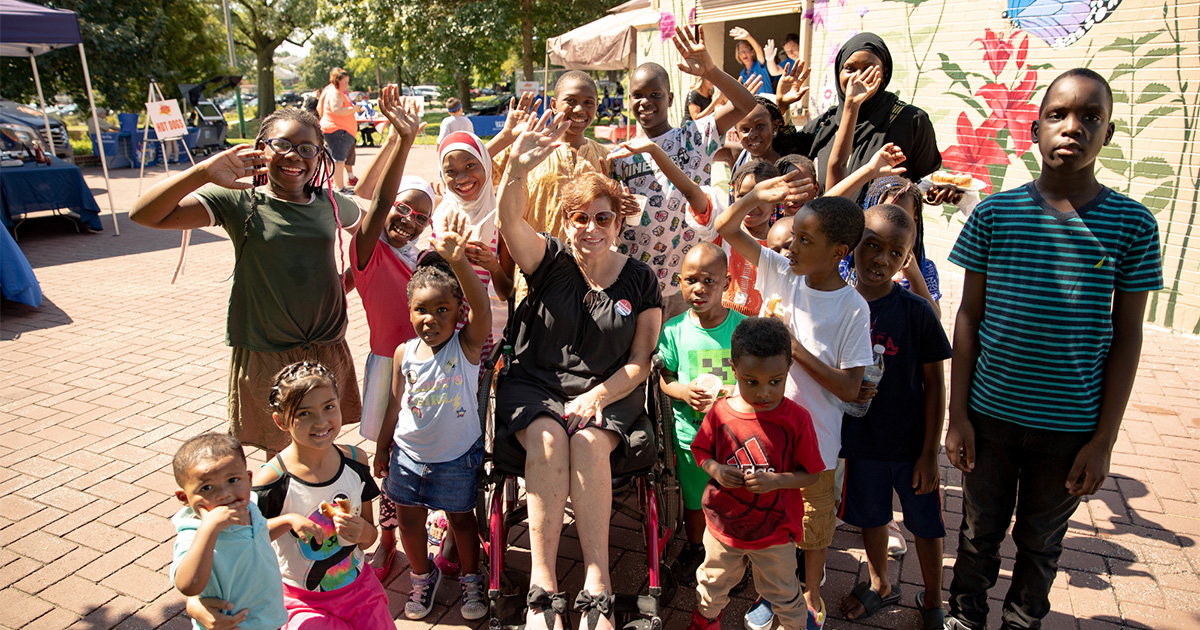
[495,236,663,455]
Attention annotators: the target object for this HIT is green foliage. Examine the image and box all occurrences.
[229,0,321,118]
[0,0,227,111]
[298,34,350,91]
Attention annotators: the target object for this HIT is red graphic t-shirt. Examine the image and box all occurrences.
[691,396,823,549]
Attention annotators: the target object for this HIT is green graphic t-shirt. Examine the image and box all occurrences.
[657,309,747,446]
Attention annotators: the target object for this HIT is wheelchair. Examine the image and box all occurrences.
[474,346,684,630]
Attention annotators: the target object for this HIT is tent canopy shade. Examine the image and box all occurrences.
[0,0,81,56]
[547,8,660,71]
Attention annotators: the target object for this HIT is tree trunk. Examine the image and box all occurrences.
[522,0,534,81]
[456,72,472,112]
[256,43,277,118]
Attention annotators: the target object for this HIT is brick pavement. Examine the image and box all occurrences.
[1,147,1198,629]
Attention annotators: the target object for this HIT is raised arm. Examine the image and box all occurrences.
[729,27,766,64]
[609,138,708,219]
[354,87,422,270]
[130,145,267,230]
[826,67,882,189]
[672,26,757,136]
[826,142,907,200]
[946,269,986,473]
[496,111,571,275]
[485,92,542,157]
[433,210,493,361]
[764,39,785,76]
[715,170,814,267]
[776,60,811,125]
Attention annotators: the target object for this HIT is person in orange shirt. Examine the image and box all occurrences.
[319,67,363,191]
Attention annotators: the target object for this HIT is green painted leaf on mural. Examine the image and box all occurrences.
[1098,37,1135,53]
[948,91,989,119]
[937,53,972,91]
[1026,63,1054,70]
[1111,88,1129,104]
[1136,49,1175,69]
[1020,151,1041,179]
[1132,156,1174,180]
[1134,30,1165,46]
[1141,183,1174,214]
[1109,63,1137,81]
[1137,83,1171,104]
[1136,106,1181,134]
[911,26,936,46]
[1111,117,1129,133]
[1099,144,1128,176]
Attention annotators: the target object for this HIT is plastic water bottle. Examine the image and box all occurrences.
[843,344,886,417]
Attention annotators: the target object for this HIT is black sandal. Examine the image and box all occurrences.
[528,585,569,630]
[573,590,613,630]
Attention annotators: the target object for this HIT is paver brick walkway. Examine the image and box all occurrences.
[1,146,1198,629]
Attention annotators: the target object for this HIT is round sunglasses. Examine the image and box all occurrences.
[566,210,617,229]
[265,138,322,159]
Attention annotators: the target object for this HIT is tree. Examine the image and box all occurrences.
[0,0,227,111]
[518,0,612,81]
[228,0,319,118]
[298,33,350,91]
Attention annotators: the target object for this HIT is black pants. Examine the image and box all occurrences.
[948,411,1093,629]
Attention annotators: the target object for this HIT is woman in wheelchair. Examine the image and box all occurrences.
[494,111,663,630]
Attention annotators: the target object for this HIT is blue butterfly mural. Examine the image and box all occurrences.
[1004,0,1123,48]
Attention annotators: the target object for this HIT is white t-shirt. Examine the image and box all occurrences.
[755,247,873,470]
[611,115,723,296]
[437,115,475,147]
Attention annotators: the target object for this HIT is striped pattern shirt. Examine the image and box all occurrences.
[949,182,1163,431]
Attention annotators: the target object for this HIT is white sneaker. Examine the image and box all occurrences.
[405,560,442,619]
[460,573,487,620]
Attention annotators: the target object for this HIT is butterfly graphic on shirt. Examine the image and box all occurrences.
[1004,0,1122,48]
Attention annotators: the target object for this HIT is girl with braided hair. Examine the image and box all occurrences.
[131,107,364,456]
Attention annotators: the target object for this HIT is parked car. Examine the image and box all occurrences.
[0,100,72,161]
[471,93,513,116]
[277,92,303,107]
[412,85,441,103]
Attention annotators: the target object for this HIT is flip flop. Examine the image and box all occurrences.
[915,590,946,630]
[846,582,901,620]
[371,547,397,582]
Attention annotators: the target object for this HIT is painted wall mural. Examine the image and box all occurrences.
[642,0,1199,333]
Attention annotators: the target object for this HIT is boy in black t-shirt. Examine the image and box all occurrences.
[837,204,951,628]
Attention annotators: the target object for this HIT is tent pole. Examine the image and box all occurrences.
[800,0,814,120]
[79,43,118,235]
[28,50,56,157]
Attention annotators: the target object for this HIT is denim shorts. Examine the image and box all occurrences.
[324,129,354,162]
[383,438,483,513]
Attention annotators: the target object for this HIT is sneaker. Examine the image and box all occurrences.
[805,598,825,630]
[347,174,359,186]
[459,573,487,620]
[686,609,721,630]
[674,542,705,585]
[744,597,774,630]
[405,559,442,619]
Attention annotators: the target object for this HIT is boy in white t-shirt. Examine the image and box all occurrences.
[715,172,873,629]
[610,26,757,319]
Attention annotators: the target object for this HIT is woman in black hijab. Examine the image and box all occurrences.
[797,33,942,196]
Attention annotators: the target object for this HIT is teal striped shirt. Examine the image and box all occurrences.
[949,183,1163,431]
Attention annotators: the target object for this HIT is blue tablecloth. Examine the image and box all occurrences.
[0,156,103,231]
[0,224,42,307]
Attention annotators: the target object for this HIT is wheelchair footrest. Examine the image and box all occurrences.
[613,593,660,617]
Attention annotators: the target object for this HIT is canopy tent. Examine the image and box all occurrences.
[0,0,117,233]
[547,6,660,71]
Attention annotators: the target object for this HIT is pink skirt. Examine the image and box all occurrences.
[281,568,392,629]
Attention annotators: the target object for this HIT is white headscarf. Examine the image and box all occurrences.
[397,175,436,210]
[432,131,496,230]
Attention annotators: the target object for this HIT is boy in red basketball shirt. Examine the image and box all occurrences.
[687,317,825,630]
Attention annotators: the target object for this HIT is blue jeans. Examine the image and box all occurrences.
[947,411,1093,630]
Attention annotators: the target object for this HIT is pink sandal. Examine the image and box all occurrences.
[371,547,397,582]
[433,534,460,576]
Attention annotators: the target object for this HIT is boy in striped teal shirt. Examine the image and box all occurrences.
[944,68,1163,630]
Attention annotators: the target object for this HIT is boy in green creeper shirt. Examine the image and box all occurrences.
[658,243,747,585]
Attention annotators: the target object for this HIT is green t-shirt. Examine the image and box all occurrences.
[193,185,361,353]
[657,309,747,446]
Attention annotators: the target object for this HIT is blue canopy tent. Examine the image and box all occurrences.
[0,0,118,233]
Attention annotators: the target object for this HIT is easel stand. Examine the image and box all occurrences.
[136,79,197,284]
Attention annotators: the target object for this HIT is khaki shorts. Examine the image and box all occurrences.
[228,341,362,453]
[799,469,836,550]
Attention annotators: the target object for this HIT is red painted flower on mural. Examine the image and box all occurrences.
[978,69,1039,155]
[941,112,1010,193]
[973,29,1028,77]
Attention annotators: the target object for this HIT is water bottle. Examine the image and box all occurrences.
[498,344,514,378]
[843,344,886,417]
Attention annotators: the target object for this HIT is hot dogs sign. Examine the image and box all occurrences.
[146,99,188,138]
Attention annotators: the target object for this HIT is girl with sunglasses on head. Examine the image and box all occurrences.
[131,105,367,460]
[345,87,436,581]
[495,111,663,630]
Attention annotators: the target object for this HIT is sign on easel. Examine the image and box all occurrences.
[146,99,188,138]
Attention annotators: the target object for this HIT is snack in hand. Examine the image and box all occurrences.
[763,295,782,318]
[930,172,974,188]
[318,499,351,520]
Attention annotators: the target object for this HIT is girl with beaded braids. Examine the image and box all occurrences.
[131,107,365,457]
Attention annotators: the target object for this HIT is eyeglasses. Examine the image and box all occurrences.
[566,210,617,229]
[393,202,431,227]
[265,138,321,159]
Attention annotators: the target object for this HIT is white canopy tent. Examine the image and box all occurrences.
[547,5,660,71]
[0,0,119,233]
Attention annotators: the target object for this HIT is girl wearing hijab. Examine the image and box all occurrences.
[433,131,516,357]
[796,33,942,199]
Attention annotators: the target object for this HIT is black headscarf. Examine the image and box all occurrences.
[798,33,941,194]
